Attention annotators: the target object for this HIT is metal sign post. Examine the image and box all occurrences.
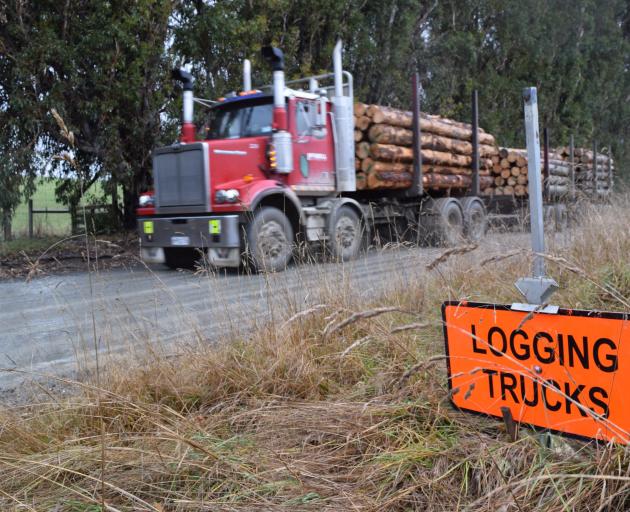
[515,87,558,306]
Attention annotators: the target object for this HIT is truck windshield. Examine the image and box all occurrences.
[205,100,273,139]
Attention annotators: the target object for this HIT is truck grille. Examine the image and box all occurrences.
[153,143,209,213]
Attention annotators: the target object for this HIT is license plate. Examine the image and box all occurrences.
[171,236,190,246]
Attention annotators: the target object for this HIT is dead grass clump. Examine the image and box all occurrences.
[1,196,630,509]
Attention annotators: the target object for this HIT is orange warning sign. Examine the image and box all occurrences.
[442,301,630,443]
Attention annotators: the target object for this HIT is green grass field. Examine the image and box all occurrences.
[11,178,110,238]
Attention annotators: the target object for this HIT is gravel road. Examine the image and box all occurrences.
[0,234,528,395]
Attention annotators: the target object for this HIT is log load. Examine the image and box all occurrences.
[484,148,532,197]
[366,169,493,191]
[354,103,499,192]
[366,105,496,146]
[558,147,614,198]
[485,146,615,199]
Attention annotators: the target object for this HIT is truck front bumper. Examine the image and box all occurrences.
[138,214,241,267]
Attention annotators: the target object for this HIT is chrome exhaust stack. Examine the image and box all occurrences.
[331,40,356,192]
[172,68,195,142]
[243,59,252,91]
[262,46,293,173]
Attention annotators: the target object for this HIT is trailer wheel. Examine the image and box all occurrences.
[246,206,294,272]
[329,205,363,262]
[432,198,464,246]
[461,197,487,242]
[164,247,198,270]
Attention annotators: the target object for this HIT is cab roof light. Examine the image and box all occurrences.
[238,89,262,96]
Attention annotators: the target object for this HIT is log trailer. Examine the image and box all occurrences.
[136,41,552,271]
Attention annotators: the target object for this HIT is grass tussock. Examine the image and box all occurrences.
[1,196,630,510]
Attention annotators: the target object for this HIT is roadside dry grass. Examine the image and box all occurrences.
[0,197,629,510]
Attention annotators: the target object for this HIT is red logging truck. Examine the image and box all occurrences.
[136,41,495,272]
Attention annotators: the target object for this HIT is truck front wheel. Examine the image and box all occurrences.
[329,205,363,262]
[246,207,294,272]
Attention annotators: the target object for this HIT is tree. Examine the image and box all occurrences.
[0,2,38,240]
[0,0,176,229]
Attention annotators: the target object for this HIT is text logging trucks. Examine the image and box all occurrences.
[137,41,488,271]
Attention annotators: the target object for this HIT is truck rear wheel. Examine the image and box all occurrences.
[329,205,363,262]
[431,198,464,246]
[461,197,487,242]
[246,206,294,272]
[164,247,198,270]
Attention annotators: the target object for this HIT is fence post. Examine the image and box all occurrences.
[608,147,613,197]
[569,135,575,202]
[592,140,597,199]
[28,199,34,239]
[543,127,549,202]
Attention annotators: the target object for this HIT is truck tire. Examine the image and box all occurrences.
[246,206,294,272]
[329,205,363,262]
[431,198,464,246]
[460,197,487,242]
[164,247,198,270]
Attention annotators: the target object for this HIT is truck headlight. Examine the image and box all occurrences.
[215,189,240,204]
[139,194,155,207]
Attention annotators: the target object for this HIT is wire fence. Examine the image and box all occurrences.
[12,193,72,238]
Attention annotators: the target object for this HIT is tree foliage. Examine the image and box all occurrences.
[1,0,629,238]
[1,0,174,232]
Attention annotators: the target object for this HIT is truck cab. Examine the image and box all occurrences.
[138,41,362,271]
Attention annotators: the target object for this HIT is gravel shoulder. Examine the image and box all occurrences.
[0,233,529,402]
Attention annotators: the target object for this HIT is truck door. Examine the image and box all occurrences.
[287,98,336,193]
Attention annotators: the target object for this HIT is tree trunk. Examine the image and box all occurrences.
[367,142,472,167]
[354,102,368,117]
[365,104,496,145]
[366,170,412,189]
[364,170,492,191]
[2,207,12,242]
[356,171,366,190]
[355,116,371,131]
[366,124,496,157]
[123,184,138,230]
[356,141,371,159]
[362,158,411,173]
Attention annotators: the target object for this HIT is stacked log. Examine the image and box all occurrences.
[559,148,615,199]
[484,148,529,197]
[484,146,614,199]
[545,151,572,198]
[353,103,498,192]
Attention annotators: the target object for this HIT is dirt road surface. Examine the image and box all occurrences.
[0,234,528,397]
